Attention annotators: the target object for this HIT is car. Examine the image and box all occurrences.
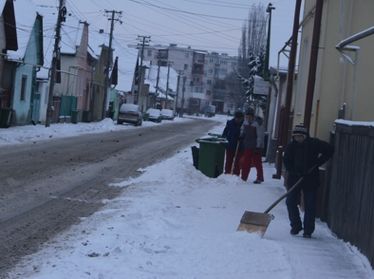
[160,109,175,120]
[204,105,216,117]
[146,108,162,123]
[117,104,142,126]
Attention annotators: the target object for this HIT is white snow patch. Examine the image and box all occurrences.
[0,117,193,146]
[335,119,374,127]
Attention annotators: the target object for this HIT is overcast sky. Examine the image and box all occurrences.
[34,0,296,67]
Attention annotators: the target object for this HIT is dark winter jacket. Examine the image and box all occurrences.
[222,119,243,150]
[283,137,334,189]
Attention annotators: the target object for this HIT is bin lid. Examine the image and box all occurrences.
[196,137,228,144]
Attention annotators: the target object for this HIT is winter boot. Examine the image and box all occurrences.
[303,233,312,239]
[290,227,302,235]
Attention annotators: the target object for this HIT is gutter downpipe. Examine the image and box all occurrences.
[335,26,374,119]
[273,0,302,179]
[336,26,374,51]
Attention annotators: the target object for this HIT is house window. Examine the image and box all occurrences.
[147,50,152,56]
[207,80,212,85]
[20,75,27,101]
[184,64,188,70]
[185,52,189,58]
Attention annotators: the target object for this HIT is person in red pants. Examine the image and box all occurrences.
[240,110,257,181]
[222,111,244,175]
[252,115,265,184]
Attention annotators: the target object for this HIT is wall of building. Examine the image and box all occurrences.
[0,15,5,89]
[11,15,41,125]
[143,45,238,113]
[294,0,374,141]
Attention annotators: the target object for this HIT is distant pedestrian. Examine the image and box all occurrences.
[252,116,265,184]
[239,110,257,181]
[222,111,244,175]
[283,124,334,238]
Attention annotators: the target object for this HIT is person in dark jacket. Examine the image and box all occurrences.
[283,124,334,238]
[222,111,244,175]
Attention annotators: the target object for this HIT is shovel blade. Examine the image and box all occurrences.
[237,211,273,237]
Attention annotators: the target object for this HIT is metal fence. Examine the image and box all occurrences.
[327,122,374,266]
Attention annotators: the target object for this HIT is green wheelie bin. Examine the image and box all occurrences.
[195,137,227,178]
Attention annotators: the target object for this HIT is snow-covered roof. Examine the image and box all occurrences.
[35,2,90,78]
[335,119,374,127]
[145,64,178,94]
[112,40,138,92]
[6,0,38,61]
[88,28,108,59]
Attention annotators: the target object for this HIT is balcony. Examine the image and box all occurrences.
[192,64,204,75]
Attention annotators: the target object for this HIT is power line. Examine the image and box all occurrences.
[128,0,238,44]
[127,0,246,21]
[179,0,249,10]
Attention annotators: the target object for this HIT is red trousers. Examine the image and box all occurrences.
[225,149,242,175]
[252,151,264,181]
[240,149,264,181]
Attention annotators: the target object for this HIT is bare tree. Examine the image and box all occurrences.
[238,4,267,77]
[235,3,267,109]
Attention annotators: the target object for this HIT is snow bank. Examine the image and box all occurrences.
[0,117,193,146]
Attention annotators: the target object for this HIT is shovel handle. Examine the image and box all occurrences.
[263,165,318,214]
[231,140,240,174]
[263,176,304,214]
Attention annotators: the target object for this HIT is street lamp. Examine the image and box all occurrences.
[264,3,275,80]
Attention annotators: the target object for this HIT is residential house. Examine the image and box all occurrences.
[36,3,112,124]
[293,0,374,140]
[107,40,138,119]
[0,0,17,112]
[2,0,43,125]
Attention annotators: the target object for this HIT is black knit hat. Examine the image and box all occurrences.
[292,124,308,136]
[234,111,244,118]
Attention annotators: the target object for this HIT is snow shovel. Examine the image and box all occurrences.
[237,166,317,237]
[230,140,241,174]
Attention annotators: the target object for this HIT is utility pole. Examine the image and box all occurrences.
[45,0,66,127]
[165,61,171,109]
[102,10,122,119]
[180,76,187,117]
[137,35,151,112]
[155,60,161,97]
[264,3,275,80]
[175,71,183,113]
[273,0,302,179]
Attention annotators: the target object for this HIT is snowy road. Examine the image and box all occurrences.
[6,120,374,279]
[0,118,217,276]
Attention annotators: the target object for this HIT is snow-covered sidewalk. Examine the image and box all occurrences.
[8,126,374,279]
